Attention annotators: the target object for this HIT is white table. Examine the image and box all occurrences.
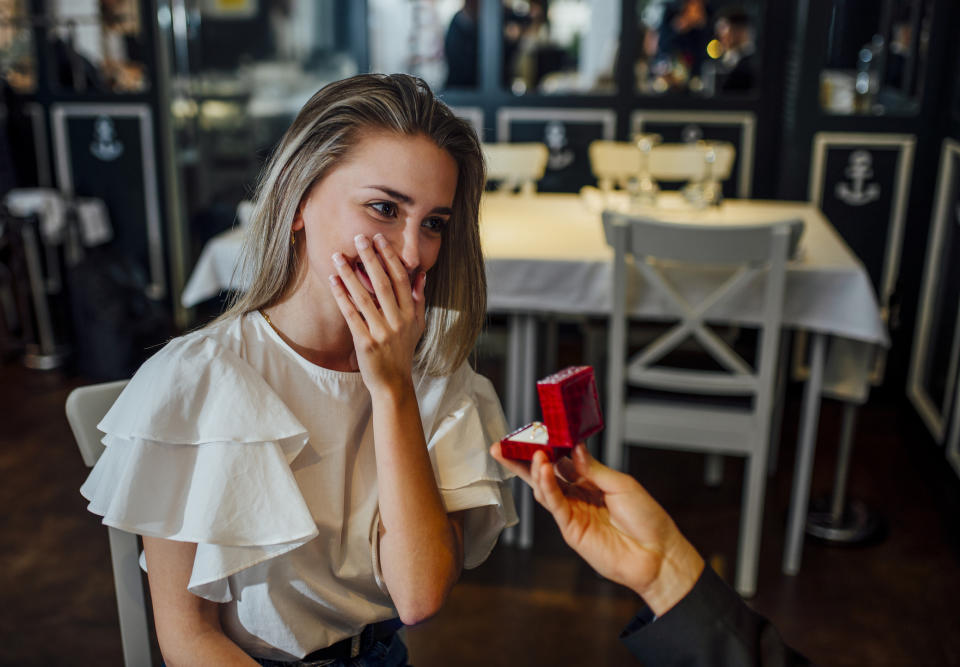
[181,192,888,576]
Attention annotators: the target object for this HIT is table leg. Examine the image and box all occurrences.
[501,314,525,546]
[518,314,538,549]
[783,332,827,575]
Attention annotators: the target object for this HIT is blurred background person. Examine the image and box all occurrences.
[714,7,757,93]
[656,0,712,91]
[444,0,479,88]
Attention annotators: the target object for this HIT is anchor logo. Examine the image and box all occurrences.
[544,121,575,171]
[681,124,703,143]
[835,150,880,206]
[90,116,123,161]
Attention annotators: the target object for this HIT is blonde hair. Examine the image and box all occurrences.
[219,73,486,376]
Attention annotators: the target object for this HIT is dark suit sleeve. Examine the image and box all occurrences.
[619,567,812,666]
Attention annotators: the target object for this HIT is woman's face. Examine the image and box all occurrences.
[293,130,459,299]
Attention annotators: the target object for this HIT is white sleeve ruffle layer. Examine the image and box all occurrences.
[80,334,320,602]
[419,364,517,569]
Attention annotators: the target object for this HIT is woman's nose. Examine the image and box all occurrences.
[398,223,421,271]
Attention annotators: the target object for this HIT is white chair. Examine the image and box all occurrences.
[66,380,154,667]
[602,211,796,597]
[482,142,549,195]
[589,140,736,192]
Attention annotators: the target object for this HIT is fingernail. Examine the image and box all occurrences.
[354,234,370,250]
[373,233,387,247]
[328,274,338,285]
[331,252,346,266]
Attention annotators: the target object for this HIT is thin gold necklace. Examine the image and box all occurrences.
[259,309,281,336]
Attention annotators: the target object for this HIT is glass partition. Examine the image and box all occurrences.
[635,0,763,97]
[819,0,933,116]
[0,0,36,92]
[502,0,619,95]
[45,0,148,92]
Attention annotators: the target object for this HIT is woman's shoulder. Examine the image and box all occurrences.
[99,313,307,447]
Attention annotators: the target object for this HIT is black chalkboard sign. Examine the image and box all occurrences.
[498,108,615,193]
[52,104,165,298]
[809,134,915,313]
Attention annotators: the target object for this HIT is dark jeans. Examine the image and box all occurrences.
[254,632,409,667]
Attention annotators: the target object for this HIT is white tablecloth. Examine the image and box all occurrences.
[481,192,887,347]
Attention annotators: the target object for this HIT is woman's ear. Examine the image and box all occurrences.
[291,205,306,231]
[291,187,312,231]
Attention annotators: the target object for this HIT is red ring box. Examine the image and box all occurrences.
[499,366,604,461]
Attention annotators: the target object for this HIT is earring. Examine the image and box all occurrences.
[290,230,297,246]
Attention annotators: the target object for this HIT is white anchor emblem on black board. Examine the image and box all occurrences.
[544,121,575,171]
[835,150,880,206]
[90,116,124,161]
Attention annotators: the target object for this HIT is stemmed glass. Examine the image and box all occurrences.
[700,142,723,207]
[683,141,723,208]
[629,132,661,210]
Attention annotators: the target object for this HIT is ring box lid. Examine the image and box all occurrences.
[536,366,604,447]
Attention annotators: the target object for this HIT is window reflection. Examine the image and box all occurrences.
[502,0,619,95]
[636,0,761,97]
[46,0,148,92]
[819,0,932,116]
[368,0,469,91]
[0,0,36,92]
[166,1,364,262]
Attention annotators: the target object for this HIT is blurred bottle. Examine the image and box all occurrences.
[854,34,884,114]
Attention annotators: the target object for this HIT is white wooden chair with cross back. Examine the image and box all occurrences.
[602,211,799,597]
[482,142,549,195]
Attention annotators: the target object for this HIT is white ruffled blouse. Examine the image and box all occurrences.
[80,312,517,660]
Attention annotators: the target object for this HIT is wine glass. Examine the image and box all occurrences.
[630,132,661,210]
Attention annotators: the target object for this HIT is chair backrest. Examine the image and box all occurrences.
[589,140,736,192]
[482,142,549,195]
[67,380,153,667]
[602,211,796,407]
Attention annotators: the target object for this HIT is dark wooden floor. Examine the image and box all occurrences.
[3,349,960,666]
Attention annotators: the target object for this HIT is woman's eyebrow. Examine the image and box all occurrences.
[367,185,412,203]
[365,185,453,215]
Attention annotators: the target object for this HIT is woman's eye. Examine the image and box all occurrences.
[422,217,448,233]
[370,202,397,217]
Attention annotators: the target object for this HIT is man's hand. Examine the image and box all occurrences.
[491,442,704,615]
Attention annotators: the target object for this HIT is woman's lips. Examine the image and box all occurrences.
[354,260,376,294]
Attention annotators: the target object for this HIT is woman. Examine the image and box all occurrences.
[81,73,517,666]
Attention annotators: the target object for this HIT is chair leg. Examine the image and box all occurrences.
[604,413,624,470]
[768,333,791,475]
[734,448,768,598]
[518,485,535,549]
[107,527,152,666]
[704,454,724,486]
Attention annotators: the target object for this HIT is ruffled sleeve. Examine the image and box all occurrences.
[79,332,319,603]
[419,364,518,569]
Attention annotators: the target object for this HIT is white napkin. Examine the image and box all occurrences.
[4,188,67,244]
